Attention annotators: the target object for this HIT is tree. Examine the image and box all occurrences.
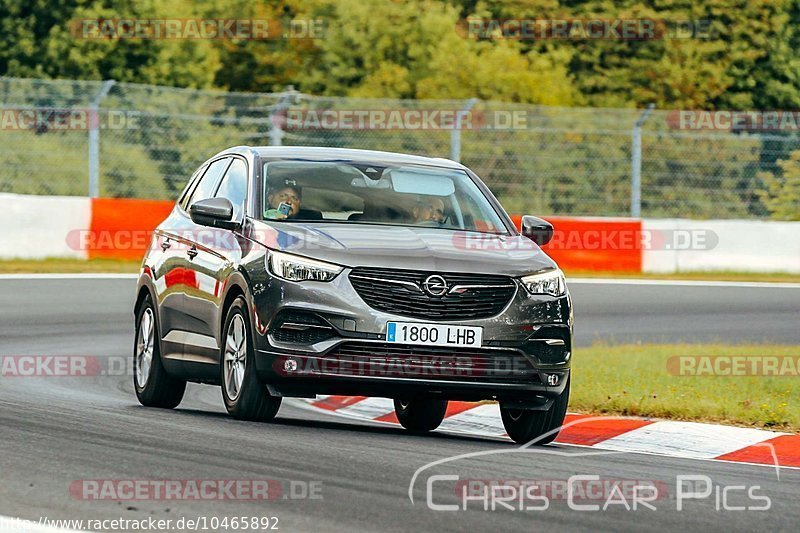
[758,150,800,221]
[0,0,221,88]
[293,0,580,104]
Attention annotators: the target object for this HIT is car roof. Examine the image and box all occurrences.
[223,146,465,170]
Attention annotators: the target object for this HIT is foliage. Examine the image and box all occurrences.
[2,0,799,109]
[1,0,799,216]
[758,149,800,221]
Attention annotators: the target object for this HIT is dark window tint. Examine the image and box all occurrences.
[214,158,248,220]
[188,158,230,207]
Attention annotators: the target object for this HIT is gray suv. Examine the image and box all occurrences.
[133,146,572,444]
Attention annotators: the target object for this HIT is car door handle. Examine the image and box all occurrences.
[161,239,171,251]
[186,246,198,259]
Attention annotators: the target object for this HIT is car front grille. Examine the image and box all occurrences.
[348,267,516,320]
[305,342,539,383]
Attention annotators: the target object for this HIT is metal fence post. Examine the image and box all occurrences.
[450,98,478,162]
[88,79,116,197]
[630,103,655,218]
[269,86,298,147]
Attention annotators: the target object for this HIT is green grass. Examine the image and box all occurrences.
[1,258,799,283]
[571,343,800,432]
[564,269,800,283]
[0,257,141,273]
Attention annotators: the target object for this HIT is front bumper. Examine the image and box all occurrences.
[246,264,572,403]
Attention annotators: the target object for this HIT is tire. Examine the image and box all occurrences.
[500,378,570,445]
[133,294,186,409]
[394,398,448,433]
[221,297,282,421]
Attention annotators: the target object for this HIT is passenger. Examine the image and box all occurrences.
[412,196,446,224]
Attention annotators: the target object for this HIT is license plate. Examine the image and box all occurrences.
[386,322,483,347]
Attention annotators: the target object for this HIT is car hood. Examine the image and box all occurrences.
[249,221,556,276]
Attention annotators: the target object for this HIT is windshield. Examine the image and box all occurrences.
[261,160,508,234]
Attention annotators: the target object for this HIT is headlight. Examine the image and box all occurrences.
[268,251,343,282]
[520,269,566,297]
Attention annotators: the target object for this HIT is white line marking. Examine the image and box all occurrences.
[0,272,798,288]
[569,278,800,289]
[0,273,138,280]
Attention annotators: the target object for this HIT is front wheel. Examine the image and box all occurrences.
[500,378,570,445]
[133,295,186,409]
[221,297,282,421]
[394,398,448,433]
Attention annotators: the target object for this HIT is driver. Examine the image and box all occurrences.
[265,182,302,220]
[264,179,323,220]
[412,196,446,224]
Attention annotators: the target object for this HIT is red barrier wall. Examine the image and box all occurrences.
[510,215,643,273]
[87,199,643,272]
[88,198,173,260]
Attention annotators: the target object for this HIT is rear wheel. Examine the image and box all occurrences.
[133,295,186,408]
[221,297,282,421]
[394,398,448,433]
[500,378,570,445]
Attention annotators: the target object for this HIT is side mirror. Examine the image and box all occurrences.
[189,197,238,229]
[521,215,554,246]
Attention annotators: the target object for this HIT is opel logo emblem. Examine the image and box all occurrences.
[422,275,448,297]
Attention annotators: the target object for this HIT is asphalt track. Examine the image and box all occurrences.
[1,277,799,532]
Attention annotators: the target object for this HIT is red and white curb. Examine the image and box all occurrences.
[289,396,800,469]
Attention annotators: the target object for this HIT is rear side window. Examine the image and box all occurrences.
[214,158,248,220]
[188,157,231,207]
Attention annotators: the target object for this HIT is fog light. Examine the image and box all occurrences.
[284,358,298,372]
[545,373,560,386]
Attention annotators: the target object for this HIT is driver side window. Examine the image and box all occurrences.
[187,157,231,208]
[214,158,248,221]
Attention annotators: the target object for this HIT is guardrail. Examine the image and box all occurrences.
[2,194,798,273]
[3,76,800,220]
